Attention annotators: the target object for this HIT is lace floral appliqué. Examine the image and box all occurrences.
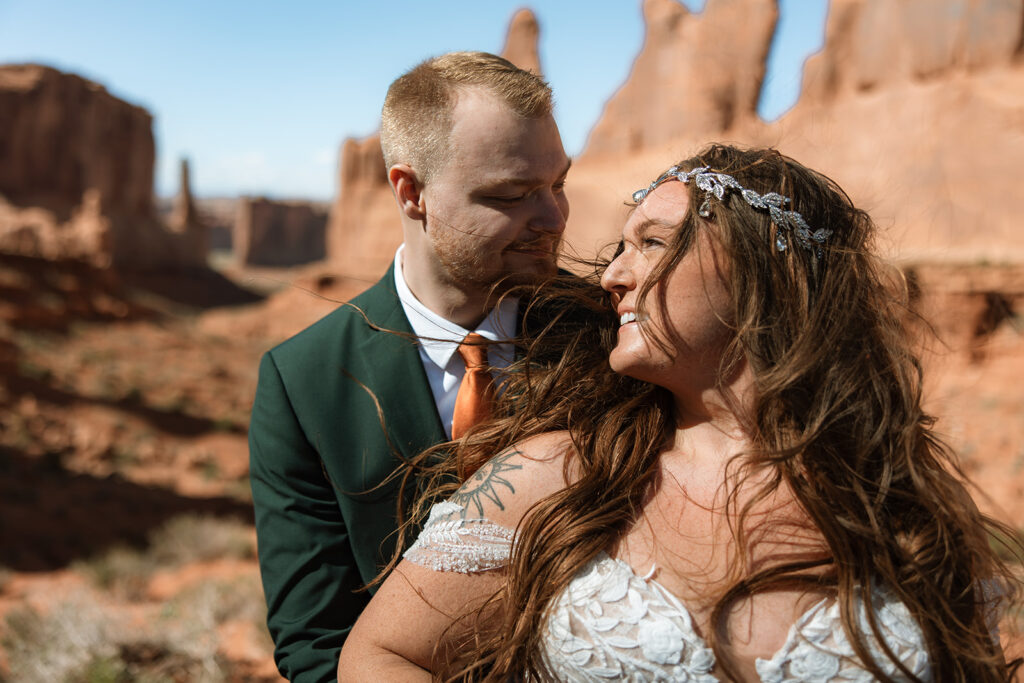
[755,584,931,683]
[543,552,718,682]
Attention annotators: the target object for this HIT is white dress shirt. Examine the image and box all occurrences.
[393,245,518,438]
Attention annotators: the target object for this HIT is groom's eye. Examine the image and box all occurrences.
[489,194,526,203]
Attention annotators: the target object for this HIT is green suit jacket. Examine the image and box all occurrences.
[249,263,447,682]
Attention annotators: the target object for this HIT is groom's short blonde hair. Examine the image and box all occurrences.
[380,51,552,183]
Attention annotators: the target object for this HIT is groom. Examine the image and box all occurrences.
[249,51,571,682]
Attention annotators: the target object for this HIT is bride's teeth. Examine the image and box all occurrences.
[620,312,637,325]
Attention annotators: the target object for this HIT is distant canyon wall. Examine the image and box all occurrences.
[0,65,205,269]
[235,198,328,267]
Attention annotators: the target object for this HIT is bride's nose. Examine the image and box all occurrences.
[601,251,635,294]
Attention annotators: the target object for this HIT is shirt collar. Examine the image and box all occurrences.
[393,245,519,371]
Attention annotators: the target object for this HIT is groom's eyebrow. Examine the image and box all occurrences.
[485,158,573,188]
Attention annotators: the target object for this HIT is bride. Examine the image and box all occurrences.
[337,144,1019,681]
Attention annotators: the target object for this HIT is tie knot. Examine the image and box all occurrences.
[457,333,488,370]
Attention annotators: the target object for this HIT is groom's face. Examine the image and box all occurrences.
[421,87,571,292]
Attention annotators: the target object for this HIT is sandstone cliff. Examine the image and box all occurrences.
[0,64,207,269]
[566,0,1024,262]
[324,135,393,280]
[580,0,777,160]
[234,197,327,267]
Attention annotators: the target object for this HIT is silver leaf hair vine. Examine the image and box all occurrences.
[632,166,832,258]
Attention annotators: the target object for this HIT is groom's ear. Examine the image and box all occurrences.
[389,164,426,222]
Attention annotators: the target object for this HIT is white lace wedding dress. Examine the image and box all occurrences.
[406,500,934,682]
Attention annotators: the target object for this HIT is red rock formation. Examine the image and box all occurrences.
[760,0,1024,262]
[501,8,542,75]
[234,197,327,267]
[324,9,546,274]
[324,135,394,279]
[0,65,154,219]
[167,158,207,265]
[565,0,1024,263]
[580,0,778,160]
[804,0,1023,99]
[0,64,206,269]
[321,0,1024,275]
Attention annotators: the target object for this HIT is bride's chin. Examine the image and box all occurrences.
[607,352,648,381]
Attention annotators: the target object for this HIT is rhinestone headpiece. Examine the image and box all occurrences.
[632,165,832,257]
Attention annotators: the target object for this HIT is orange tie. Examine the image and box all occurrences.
[451,333,495,439]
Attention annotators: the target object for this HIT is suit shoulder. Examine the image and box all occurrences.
[266,277,399,361]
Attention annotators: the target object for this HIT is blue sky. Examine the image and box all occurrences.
[0,0,828,200]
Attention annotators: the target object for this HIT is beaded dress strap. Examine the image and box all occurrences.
[404,500,514,573]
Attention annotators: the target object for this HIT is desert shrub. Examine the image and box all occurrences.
[74,545,153,600]
[199,458,221,481]
[159,575,272,670]
[3,596,115,682]
[1,592,228,683]
[76,514,254,598]
[146,514,255,566]
[164,574,266,626]
[211,417,236,433]
[16,359,52,382]
[225,476,254,503]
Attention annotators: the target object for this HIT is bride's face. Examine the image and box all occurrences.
[600,181,734,388]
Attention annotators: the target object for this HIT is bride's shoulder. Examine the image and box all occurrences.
[448,431,575,527]
[488,430,575,475]
[515,429,575,460]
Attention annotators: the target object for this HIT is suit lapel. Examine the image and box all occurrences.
[355,267,447,460]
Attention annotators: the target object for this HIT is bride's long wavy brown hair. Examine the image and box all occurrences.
[386,144,1022,681]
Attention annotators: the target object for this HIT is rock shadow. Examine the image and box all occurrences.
[3,369,246,437]
[120,266,265,310]
[0,254,266,335]
[0,253,160,331]
[0,444,253,572]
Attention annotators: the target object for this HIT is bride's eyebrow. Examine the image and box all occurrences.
[633,220,677,240]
